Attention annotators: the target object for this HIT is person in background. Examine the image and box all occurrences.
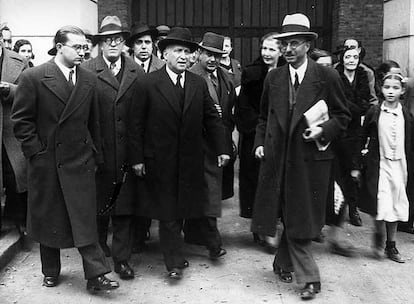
[126,23,164,73]
[353,72,414,263]
[1,24,12,50]
[220,36,242,92]
[235,32,285,252]
[155,25,170,59]
[335,47,371,228]
[309,48,334,67]
[11,25,119,292]
[13,39,34,67]
[0,27,28,237]
[185,32,236,259]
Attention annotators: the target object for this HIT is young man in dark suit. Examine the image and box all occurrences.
[128,27,230,280]
[11,25,119,292]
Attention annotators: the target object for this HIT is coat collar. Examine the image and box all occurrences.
[95,54,120,90]
[1,48,26,84]
[115,55,141,103]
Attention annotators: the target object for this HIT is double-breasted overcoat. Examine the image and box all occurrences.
[11,60,102,248]
[0,47,27,193]
[252,58,351,239]
[82,54,144,215]
[128,67,227,221]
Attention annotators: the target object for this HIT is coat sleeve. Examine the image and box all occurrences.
[11,70,44,159]
[253,73,270,150]
[318,68,351,144]
[88,83,104,165]
[127,78,147,165]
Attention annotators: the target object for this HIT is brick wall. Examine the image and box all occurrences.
[332,0,383,68]
[98,0,131,28]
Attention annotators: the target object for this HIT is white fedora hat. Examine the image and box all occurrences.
[275,13,318,40]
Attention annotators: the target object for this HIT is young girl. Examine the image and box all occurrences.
[353,72,414,263]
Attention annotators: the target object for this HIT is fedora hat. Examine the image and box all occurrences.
[275,13,318,40]
[93,15,129,44]
[198,32,226,54]
[125,23,158,47]
[157,27,198,53]
[156,25,170,37]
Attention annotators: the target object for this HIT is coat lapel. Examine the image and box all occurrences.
[41,60,71,105]
[183,71,197,115]
[156,68,182,117]
[115,56,138,103]
[289,60,325,136]
[59,66,93,124]
[95,55,119,91]
[271,66,289,134]
[1,49,25,84]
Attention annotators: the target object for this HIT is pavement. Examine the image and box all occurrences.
[2,173,414,303]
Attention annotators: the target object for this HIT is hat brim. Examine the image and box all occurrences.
[158,38,198,54]
[274,32,318,40]
[125,29,158,47]
[48,47,57,56]
[199,44,226,55]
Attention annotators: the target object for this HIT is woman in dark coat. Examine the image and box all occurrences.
[334,47,371,226]
[234,32,285,245]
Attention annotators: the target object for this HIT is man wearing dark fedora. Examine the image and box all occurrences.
[82,15,144,280]
[126,23,165,74]
[128,27,230,280]
[11,25,119,292]
[154,25,170,59]
[185,32,236,259]
[252,13,350,300]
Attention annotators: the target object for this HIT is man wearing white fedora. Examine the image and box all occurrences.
[252,13,350,300]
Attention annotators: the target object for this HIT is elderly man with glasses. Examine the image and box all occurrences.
[82,15,145,281]
[11,25,119,293]
[252,13,350,300]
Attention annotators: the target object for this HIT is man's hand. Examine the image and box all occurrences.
[302,126,323,141]
[350,170,361,187]
[132,163,146,177]
[218,154,230,167]
[0,81,10,97]
[255,146,264,159]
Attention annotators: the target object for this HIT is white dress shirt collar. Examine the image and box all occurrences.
[103,55,122,76]
[289,57,308,85]
[134,56,150,73]
[166,65,185,87]
[54,57,76,84]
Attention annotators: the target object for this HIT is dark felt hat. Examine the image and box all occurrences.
[157,27,198,53]
[125,23,158,47]
[156,25,170,37]
[198,32,226,54]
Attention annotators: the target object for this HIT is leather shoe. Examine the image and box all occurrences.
[300,282,321,300]
[329,241,356,257]
[114,262,135,280]
[43,276,58,287]
[385,247,405,263]
[209,248,227,260]
[273,265,292,283]
[349,211,362,226]
[167,268,183,280]
[397,225,414,234]
[86,275,119,292]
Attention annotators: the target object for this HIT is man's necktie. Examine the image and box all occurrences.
[141,63,146,73]
[110,62,117,76]
[176,74,183,89]
[210,73,219,95]
[175,74,185,110]
[294,72,299,91]
[68,69,75,90]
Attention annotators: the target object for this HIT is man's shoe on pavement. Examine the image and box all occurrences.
[273,265,293,283]
[86,275,119,292]
[329,241,356,257]
[167,268,183,280]
[349,211,362,226]
[43,276,59,287]
[300,282,321,300]
[114,262,135,279]
[209,248,227,260]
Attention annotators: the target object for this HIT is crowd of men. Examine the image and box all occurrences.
[1,11,411,301]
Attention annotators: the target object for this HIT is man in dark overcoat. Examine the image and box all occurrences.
[128,27,229,280]
[11,26,119,292]
[0,31,27,233]
[252,14,350,300]
[185,32,235,259]
[82,16,144,280]
[124,22,164,253]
